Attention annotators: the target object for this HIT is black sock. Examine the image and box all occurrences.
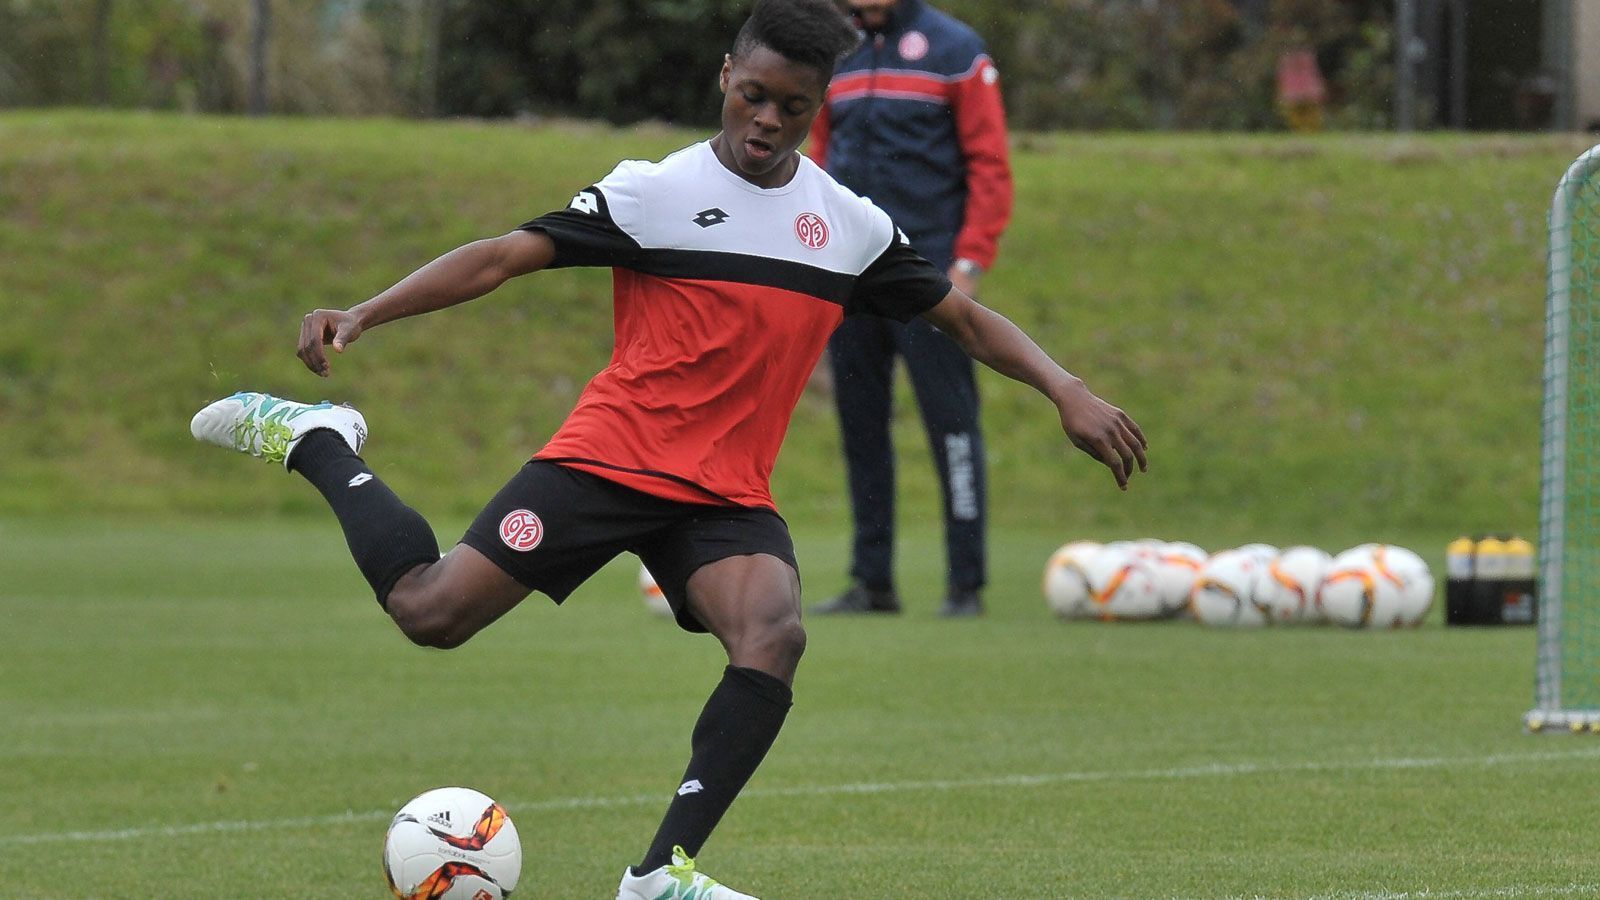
[636,666,793,873]
[288,429,441,607]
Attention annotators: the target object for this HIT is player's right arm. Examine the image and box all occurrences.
[297,229,555,377]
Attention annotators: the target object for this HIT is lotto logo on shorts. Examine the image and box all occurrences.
[499,509,544,552]
[794,212,829,250]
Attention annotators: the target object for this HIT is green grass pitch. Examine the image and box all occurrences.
[4,519,1598,898]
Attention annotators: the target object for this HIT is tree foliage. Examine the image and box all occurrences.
[1,0,1395,130]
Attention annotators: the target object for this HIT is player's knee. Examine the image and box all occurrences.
[758,614,807,668]
[781,618,808,663]
[386,589,472,650]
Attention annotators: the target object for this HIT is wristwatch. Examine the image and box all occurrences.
[952,258,984,278]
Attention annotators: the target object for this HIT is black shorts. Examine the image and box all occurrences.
[460,461,798,632]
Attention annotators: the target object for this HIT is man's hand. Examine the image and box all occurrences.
[297,309,363,377]
[1054,377,1148,491]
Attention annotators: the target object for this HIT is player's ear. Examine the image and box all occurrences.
[810,69,831,105]
[720,54,733,93]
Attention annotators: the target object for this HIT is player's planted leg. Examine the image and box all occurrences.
[619,554,802,899]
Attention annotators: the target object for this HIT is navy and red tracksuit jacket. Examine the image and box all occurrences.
[807,0,1013,271]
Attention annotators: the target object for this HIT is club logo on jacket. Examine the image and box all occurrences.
[898,30,929,62]
[794,212,830,250]
[499,509,544,551]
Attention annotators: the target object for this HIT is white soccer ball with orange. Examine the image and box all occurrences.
[384,787,521,899]
[1043,541,1102,619]
[1252,546,1333,624]
[1148,541,1207,616]
[1318,545,1407,628]
[1190,549,1271,627]
[1374,544,1435,626]
[639,563,673,617]
[1080,542,1163,620]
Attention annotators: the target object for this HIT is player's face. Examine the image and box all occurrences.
[846,0,898,31]
[716,46,827,188]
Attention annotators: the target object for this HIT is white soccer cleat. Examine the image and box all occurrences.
[190,391,367,469]
[616,847,758,900]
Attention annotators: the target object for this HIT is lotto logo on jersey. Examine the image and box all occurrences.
[794,212,830,250]
[568,189,600,215]
[499,509,544,551]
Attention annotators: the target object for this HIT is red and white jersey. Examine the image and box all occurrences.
[521,141,950,510]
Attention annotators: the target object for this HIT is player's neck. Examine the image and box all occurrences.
[709,133,800,190]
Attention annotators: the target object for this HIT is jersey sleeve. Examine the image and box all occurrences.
[517,162,644,269]
[950,52,1014,270]
[846,227,953,322]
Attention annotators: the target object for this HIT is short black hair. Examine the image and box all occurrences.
[731,0,860,81]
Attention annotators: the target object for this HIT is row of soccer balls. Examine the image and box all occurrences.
[1044,541,1436,628]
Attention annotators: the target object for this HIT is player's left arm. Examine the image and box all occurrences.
[922,289,1147,490]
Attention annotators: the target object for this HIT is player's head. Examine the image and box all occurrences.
[718,0,857,180]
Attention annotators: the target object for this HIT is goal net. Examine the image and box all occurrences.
[1529,145,1600,734]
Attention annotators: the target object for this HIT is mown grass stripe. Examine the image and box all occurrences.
[6,746,1596,848]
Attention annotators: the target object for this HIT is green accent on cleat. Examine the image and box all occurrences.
[191,392,365,469]
[621,847,752,900]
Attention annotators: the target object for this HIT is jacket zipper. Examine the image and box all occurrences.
[860,32,885,197]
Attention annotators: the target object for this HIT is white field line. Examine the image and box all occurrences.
[4,746,1598,849]
[1295,883,1600,900]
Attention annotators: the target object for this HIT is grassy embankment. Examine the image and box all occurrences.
[1,112,1590,553]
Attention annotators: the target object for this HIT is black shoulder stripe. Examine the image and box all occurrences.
[630,248,856,305]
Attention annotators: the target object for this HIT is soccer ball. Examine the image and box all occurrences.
[639,563,673,617]
[1190,549,1270,627]
[1373,544,1435,626]
[1318,546,1405,629]
[1043,541,1101,619]
[1235,543,1281,562]
[1149,541,1208,616]
[1080,542,1162,620]
[384,787,522,900]
[1251,546,1332,624]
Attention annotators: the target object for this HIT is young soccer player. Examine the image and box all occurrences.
[191,0,1146,895]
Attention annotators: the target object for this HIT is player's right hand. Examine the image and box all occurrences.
[297,309,363,377]
[1055,377,1148,491]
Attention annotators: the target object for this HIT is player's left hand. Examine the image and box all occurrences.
[1054,377,1148,491]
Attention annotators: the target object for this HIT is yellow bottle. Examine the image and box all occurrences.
[1503,537,1536,624]
[1472,538,1509,625]
[1445,536,1476,624]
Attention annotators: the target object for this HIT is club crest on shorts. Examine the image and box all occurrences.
[499,509,544,551]
[794,212,829,250]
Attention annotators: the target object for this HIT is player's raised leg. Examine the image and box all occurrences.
[617,553,802,900]
[191,391,528,643]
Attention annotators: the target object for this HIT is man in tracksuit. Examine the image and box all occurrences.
[808,0,1013,617]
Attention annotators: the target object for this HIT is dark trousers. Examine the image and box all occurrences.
[827,313,987,593]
